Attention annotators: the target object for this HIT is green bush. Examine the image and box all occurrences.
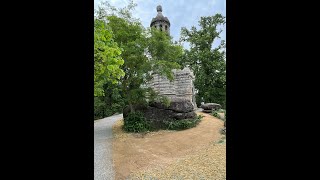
[148,89,171,108]
[123,112,150,133]
[212,110,220,119]
[164,115,203,130]
[212,109,227,121]
[94,97,106,120]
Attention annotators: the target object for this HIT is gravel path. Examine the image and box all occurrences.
[94,114,123,180]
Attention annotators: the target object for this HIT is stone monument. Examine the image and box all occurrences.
[148,67,197,109]
[124,5,198,129]
[149,5,197,108]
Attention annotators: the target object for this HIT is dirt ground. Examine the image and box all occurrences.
[112,112,225,180]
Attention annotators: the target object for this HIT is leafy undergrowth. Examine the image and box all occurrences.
[164,115,203,130]
[123,112,150,133]
[123,112,203,133]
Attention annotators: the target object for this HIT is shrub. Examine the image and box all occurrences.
[212,110,220,119]
[123,111,150,133]
[94,97,106,120]
[164,115,203,130]
[148,89,171,108]
[212,109,227,121]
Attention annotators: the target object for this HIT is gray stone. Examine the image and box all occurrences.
[147,67,197,109]
[149,98,194,113]
[173,111,197,120]
[200,103,221,110]
[170,99,194,113]
[202,109,213,113]
[123,100,197,129]
[150,5,171,35]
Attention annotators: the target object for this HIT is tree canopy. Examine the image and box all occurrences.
[180,14,226,108]
[94,18,125,96]
[94,1,183,118]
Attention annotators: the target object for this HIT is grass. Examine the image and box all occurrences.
[164,115,203,130]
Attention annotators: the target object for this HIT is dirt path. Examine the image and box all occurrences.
[112,112,224,179]
[94,114,122,180]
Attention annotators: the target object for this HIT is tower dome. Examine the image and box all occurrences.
[150,5,170,35]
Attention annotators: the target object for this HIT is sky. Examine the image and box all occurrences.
[94,0,226,49]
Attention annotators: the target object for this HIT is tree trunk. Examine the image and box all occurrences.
[129,102,134,113]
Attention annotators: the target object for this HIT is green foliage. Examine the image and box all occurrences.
[212,110,220,119]
[160,96,171,108]
[147,28,182,80]
[95,2,183,115]
[94,81,125,119]
[123,112,150,133]
[164,115,203,130]
[148,89,171,107]
[180,14,226,108]
[94,97,106,120]
[212,109,226,121]
[94,18,125,96]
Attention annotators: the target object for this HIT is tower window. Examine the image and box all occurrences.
[160,24,162,31]
[165,25,167,31]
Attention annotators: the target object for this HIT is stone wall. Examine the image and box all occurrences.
[151,21,170,35]
[148,67,197,109]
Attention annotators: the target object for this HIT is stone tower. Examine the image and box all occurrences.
[147,5,197,109]
[150,5,170,35]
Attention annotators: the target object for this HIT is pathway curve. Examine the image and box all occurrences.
[94,114,123,180]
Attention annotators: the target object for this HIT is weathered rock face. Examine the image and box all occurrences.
[201,103,221,110]
[123,98,197,129]
[149,98,194,113]
[173,111,197,120]
[202,109,213,113]
[147,67,197,109]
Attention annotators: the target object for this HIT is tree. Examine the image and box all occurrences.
[147,28,182,80]
[95,1,182,114]
[94,18,125,96]
[180,14,226,108]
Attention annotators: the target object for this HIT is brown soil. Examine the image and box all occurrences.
[112,112,225,180]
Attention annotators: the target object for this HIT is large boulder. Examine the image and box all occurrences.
[200,103,221,110]
[123,99,197,129]
[149,98,194,113]
[172,111,197,120]
[202,109,213,113]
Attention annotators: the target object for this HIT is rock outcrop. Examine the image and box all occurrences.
[123,98,196,129]
[201,103,221,113]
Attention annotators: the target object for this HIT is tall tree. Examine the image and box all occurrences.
[180,14,226,108]
[94,18,125,96]
[95,1,182,113]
